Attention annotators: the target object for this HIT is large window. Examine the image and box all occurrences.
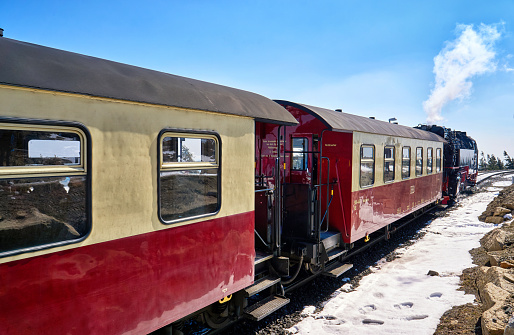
[436,148,442,172]
[360,145,375,187]
[427,147,433,174]
[416,147,423,176]
[384,146,395,183]
[292,137,308,171]
[0,123,89,256]
[159,132,220,223]
[402,147,411,179]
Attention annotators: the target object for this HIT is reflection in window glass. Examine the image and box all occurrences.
[384,146,395,182]
[0,129,81,166]
[436,148,442,172]
[0,125,88,256]
[360,145,374,187]
[162,137,216,163]
[416,147,423,176]
[427,147,433,174]
[160,133,219,223]
[292,137,308,171]
[402,147,411,179]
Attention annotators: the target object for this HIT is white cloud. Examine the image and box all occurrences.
[423,23,502,124]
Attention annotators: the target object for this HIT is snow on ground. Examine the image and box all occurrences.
[288,189,501,335]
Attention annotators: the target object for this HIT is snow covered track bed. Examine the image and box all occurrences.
[285,183,509,334]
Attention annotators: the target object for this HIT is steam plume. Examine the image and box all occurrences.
[423,23,501,123]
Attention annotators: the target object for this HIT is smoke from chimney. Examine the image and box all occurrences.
[423,23,502,124]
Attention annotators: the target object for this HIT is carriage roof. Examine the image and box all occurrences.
[0,37,297,126]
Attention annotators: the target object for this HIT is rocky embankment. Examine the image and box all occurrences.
[476,184,514,335]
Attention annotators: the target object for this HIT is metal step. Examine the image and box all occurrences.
[322,262,353,278]
[244,275,281,297]
[326,247,347,261]
[244,295,290,321]
[320,231,341,251]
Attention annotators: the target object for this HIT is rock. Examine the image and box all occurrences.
[427,270,439,276]
[488,251,512,266]
[486,216,505,224]
[505,315,514,335]
[482,229,506,251]
[500,260,514,269]
[494,207,512,217]
[504,203,514,210]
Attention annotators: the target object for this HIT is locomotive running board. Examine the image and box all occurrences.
[322,262,353,278]
[244,295,290,321]
[244,275,281,297]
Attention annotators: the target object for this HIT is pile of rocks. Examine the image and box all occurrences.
[477,220,514,335]
[479,186,514,224]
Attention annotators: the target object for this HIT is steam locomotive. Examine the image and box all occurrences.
[0,37,476,334]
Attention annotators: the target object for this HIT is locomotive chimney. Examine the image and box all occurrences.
[0,28,3,37]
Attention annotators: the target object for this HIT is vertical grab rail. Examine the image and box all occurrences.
[335,159,349,238]
[318,156,331,233]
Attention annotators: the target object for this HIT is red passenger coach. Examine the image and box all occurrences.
[264,101,445,261]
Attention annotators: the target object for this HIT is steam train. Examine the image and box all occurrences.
[0,37,476,334]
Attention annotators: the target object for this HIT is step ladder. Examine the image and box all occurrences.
[243,274,289,321]
[322,261,353,278]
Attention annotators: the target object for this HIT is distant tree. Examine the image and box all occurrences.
[487,154,499,170]
[497,157,505,170]
[504,151,514,169]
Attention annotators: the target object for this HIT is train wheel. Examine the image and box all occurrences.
[202,301,231,329]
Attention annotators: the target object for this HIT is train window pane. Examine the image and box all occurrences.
[159,132,220,223]
[416,147,423,176]
[436,148,442,172]
[0,129,82,166]
[292,137,308,171]
[384,146,395,182]
[360,145,374,187]
[0,176,88,254]
[402,147,410,179]
[427,148,433,174]
[162,137,216,163]
[160,169,218,222]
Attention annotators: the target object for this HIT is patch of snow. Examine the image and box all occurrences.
[288,186,500,335]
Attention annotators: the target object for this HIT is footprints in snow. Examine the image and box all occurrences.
[355,292,442,326]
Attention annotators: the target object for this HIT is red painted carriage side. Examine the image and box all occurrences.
[0,212,255,335]
[348,173,442,243]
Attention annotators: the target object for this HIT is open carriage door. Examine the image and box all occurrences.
[283,134,318,241]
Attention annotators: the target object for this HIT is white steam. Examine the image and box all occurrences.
[423,23,502,123]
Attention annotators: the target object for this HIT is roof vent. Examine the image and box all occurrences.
[369,117,375,119]
[335,109,342,113]
[0,28,3,37]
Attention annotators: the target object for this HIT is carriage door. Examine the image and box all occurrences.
[283,134,316,241]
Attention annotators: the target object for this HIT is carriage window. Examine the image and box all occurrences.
[436,148,442,172]
[0,124,89,256]
[402,147,411,179]
[360,145,375,187]
[159,132,220,223]
[384,146,395,183]
[292,137,308,171]
[427,147,433,174]
[416,147,423,176]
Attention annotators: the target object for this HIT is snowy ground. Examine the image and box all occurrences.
[288,178,512,335]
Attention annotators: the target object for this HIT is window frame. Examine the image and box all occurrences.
[427,147,433,174]
[360,144,375,188]
[383,145,395,183]
[402,146,411,179]
[415,147,423,176]
[291,137,309,171]
[158,129,222,225]
[0,117,92,258]
[436,148,442,172]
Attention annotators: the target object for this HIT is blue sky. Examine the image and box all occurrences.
[1,1,513,159]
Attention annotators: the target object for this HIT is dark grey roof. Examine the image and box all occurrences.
[274,101,445,142]
[0,38,297,125]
